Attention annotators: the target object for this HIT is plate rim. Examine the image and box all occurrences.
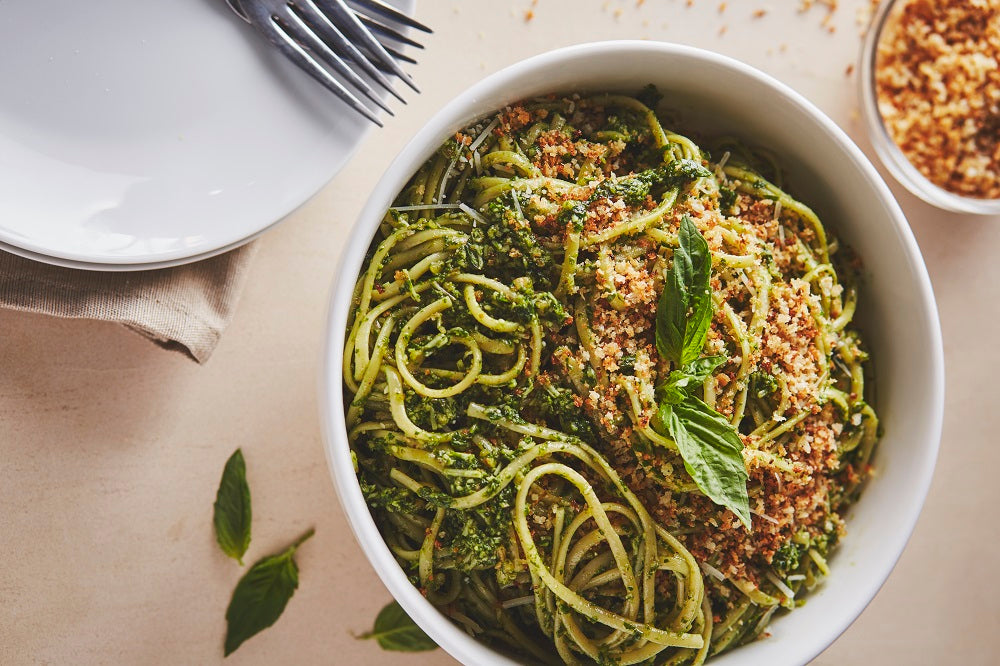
[0,0,415,270]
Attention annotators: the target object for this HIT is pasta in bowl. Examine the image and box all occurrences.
[322,42,943,666]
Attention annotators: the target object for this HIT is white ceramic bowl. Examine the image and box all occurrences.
[322,41,944,666]
[858,0,1000,215]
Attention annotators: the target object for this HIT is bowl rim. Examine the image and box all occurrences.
[858,0,1000,215]
[320,40,944,666]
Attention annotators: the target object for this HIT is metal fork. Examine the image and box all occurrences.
[225,0,431,126]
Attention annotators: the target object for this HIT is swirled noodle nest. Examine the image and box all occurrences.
[345,90,879,665]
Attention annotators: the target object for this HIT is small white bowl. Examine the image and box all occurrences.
[321,41,944,666]
[859,0,1000,215]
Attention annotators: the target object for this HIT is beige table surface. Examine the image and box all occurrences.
[2,1,998,664]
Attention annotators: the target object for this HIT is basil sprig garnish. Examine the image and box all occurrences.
[654,216,751,529]
[360,600,438,652]
[656,214,714,368]
[213,449,252,565]
[224,528,314,656]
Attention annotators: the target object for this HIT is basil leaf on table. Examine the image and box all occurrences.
[224,528,314,656]
[656,215,713,367]
[213,448,252,565]
[360,600,438,652]
[658,395,751,530]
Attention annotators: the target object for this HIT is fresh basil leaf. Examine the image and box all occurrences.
[213,449,252,565]
[653,215,748,527]
[659,354,728,403]
[655,399,677,432]
[224,528,314,656]
[663,396,751,530]
[659,381,688,407]
[656,215,713,367]
[681,355,727,382]
[360,600,438,652]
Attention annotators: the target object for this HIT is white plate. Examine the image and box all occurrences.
[0,0,413,269]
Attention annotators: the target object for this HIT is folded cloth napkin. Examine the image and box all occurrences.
[0,242,257,363]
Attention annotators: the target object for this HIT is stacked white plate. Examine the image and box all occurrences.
[0,0,412,271]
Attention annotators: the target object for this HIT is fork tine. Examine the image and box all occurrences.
[360,42,416,66]
[225,0,251,23]
[356,47,413,75]
[270,17,386,124]
[241,4,383,125]
[358,14,423,49]
[288,5,398,110]
[383,43,416,64]
[283,5,395,114]
[347,0,432,33]
[293,0,405,103]
[312,0,418,92]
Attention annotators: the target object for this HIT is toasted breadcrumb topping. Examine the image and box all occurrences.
[490,102,867,581]
[876,0,1000,199]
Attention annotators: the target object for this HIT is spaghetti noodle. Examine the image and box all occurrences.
[345,90,879,664]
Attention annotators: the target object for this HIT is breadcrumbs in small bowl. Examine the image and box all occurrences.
[860,0,1000,214]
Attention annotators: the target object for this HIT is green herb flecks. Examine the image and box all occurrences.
[223,528,314,656]
[772,542,803,572]
[636,83,664,111]
[750,369,779,399]
[591,160,712,206]
[213,449,252,565]
[360,600,438,652]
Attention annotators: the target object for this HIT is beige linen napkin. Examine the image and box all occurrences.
[0,243,257,363]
